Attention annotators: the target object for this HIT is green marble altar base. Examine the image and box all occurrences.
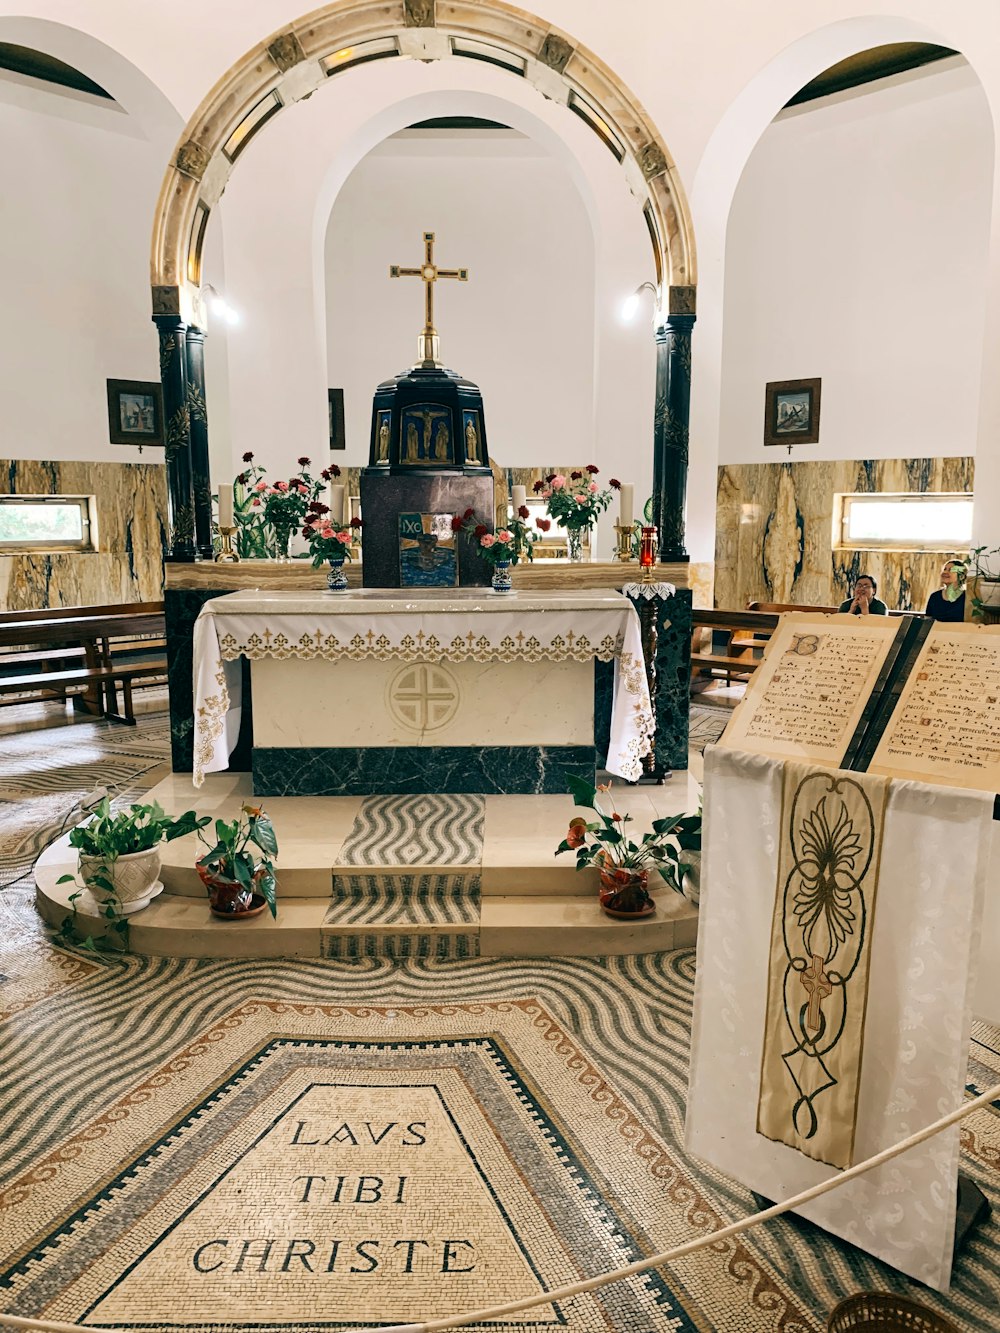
[253,744,595,797]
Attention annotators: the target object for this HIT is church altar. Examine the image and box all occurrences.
[192,587,653,795]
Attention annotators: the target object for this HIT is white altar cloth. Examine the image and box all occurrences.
[192,588,653,787]
[687,745,992,1290]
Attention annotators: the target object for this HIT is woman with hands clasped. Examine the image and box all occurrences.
[838,574,888,615]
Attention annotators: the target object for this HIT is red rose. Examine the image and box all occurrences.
[297,456,310,466]
[451,515,464,532]
[586,464,599,474]
[570,470,582,480]
[242,451,254,462]
[350,516,363,528]
[545,473,557,484]
[236,472,247,485]
[535,518,551,532]
[532,479,545,494]
[517,505,530,520]
[474,524,488,538]
[463,507,475,520]
[609,478,622,490]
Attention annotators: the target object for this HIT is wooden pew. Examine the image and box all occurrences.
[0,603,167,723]
[691,608,780,686]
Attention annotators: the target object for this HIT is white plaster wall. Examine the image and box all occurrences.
[718,60,993,467]
[0,79,165,464]
[325,134,595,468]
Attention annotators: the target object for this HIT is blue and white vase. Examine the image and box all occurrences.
[326,557,348,593]
[491,560,512,594]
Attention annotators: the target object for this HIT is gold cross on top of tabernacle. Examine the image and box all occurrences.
[390,231,468,365]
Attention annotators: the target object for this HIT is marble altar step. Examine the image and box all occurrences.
[34,773,700,959]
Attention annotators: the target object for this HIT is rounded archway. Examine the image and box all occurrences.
[148,0,699,564]
[148,0,695,328]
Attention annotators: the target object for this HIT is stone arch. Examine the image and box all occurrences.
[149,0,695,327]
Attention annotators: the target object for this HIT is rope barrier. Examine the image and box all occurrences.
[3,1078,997,1333]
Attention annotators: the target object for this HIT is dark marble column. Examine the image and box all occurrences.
[652,286,696,562]
[155,315,195,562]
[184,325,214,560]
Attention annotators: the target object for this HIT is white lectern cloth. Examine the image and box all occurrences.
[192,588,653,787]
[687,745,992,1291]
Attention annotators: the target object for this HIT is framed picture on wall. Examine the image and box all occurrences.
[764,377,821,448]
[107,379,163,448]
[328,388,346,451]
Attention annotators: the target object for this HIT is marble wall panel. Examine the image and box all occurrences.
[1,460,167,611]
[714,457,974,612]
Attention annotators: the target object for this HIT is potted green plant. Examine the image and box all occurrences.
[659,811,702,904]
[960,544,1000,617]
[195,803,279,918]
[555,775,694,917]
[59,798,209,914]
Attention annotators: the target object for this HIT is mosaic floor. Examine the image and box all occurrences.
[2,701,1000,1333]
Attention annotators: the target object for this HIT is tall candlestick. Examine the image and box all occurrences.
[619,482,634,529]
[217,483,234,529]
[512,485,527,513]
[330,484,346,525]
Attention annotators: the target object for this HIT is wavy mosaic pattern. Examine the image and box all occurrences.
[338,794,485,866]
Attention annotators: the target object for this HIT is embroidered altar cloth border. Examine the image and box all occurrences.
[191,588,654,787]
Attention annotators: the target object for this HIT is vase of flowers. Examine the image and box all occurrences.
[195,804,278,919]
[556,775,698,918]
[236,457,336,561]
[534,467,612,562]
[302,500,361,592]
[452,505,543,593]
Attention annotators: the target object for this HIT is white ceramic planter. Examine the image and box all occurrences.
[79,846,163,913]
[976,577,1000,610]
[680,850,702,906]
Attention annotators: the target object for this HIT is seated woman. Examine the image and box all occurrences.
[924,558,966,621]
[838,573,888,615]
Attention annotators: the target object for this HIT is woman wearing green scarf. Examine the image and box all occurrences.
[924,559,966,621]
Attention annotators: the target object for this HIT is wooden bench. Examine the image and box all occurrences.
[0,603,167,723]
[691,608,780,687]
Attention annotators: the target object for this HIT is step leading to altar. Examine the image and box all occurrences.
[34,772,700,960]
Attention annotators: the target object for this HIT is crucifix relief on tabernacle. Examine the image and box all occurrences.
[390,231,468,366]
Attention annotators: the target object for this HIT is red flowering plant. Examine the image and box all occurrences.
[534,466,612,534]
[452,506,538,566]
[302,500,362,567]
[556,774,693,912]
[231,452,274,557]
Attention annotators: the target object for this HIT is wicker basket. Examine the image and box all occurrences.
[827,1292,959,1333]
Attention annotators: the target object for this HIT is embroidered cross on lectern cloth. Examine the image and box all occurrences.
[757,763,889,1169]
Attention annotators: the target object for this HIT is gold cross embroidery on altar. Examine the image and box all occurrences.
[390,231,468,365]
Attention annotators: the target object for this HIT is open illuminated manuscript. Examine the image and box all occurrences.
[715,613,913,769]
[870,622,1000,790]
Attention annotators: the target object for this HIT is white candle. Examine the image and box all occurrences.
[512,485,527,513]
[329,484,346,525]
[619,482,634,529]
[217,483,234,528]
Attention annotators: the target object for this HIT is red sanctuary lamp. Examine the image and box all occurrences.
[639,526,658,582]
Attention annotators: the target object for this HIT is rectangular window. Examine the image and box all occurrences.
[0,495,96,551]
[834,492,973,552]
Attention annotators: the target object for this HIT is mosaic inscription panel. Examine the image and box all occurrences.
[3,1033,685,1332]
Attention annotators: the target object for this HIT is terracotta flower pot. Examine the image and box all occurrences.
[598,865,654,917]
[197,864,256,916]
